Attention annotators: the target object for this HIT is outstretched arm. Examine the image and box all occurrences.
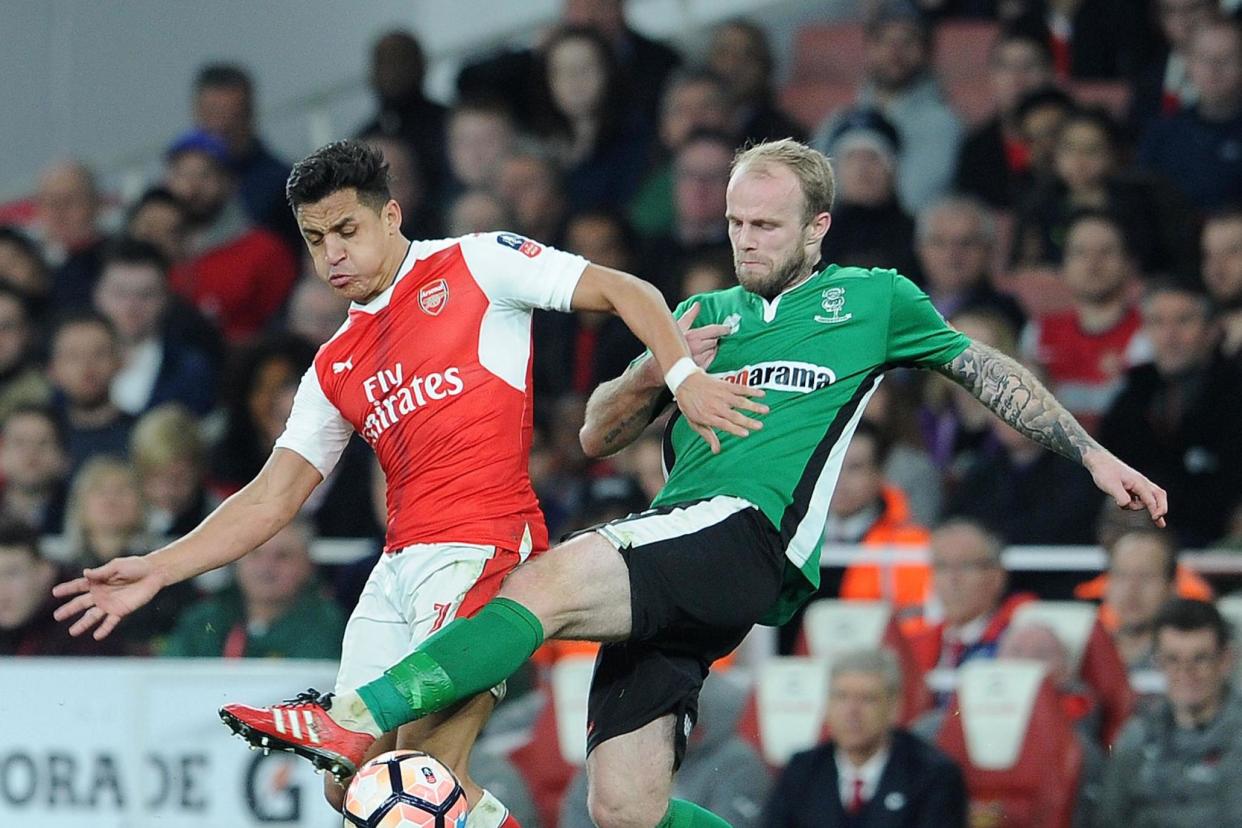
[936,340,1168,526]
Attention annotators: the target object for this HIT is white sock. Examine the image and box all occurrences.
[466,789,510,828]
[327,690,384,738]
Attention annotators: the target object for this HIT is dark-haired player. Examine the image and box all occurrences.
[52,139,764,827]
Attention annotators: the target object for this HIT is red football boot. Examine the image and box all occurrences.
[219,689,374,783]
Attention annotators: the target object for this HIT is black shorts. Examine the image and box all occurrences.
[582,496,785,767]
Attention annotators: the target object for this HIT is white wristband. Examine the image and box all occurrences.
[664,357,700,395]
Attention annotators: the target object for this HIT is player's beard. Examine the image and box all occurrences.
[736,243,815,301]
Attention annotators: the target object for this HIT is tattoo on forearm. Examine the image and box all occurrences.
[601,394,661,447]
[936,341,1100,464]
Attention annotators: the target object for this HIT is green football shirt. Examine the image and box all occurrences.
[648,264,971,624]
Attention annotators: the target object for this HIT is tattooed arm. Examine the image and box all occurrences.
[936,340,1169,525]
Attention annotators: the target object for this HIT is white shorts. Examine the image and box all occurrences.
[334,542,519,698]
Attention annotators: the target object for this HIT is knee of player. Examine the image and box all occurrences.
[587,782,667,828]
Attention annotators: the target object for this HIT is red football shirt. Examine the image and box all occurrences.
[275,232,587,554]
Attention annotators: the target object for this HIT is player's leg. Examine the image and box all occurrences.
[342,497,782,734]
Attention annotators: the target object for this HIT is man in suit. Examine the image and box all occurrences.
[764,649,967,827]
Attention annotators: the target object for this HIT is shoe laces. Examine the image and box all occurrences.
[282,688,334,710]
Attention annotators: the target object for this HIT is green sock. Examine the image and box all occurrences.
[356,597,544,732]
[656,799,733,828]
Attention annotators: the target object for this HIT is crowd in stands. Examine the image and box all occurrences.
[3,0,1242,825]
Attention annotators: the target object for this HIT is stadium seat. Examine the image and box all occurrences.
[1011,600,1134,746]
[1001,267,1075,316]
[933,21,1001,83]
[789,24,867,84]
[936,660,1083,828]
[507,657,594,828]
[794,599,932,723]
[778,80,858,134]
[740,656,831,767]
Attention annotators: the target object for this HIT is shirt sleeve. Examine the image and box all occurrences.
[884,270,972,368]
[457,231,589,312]
[273,366,354,479]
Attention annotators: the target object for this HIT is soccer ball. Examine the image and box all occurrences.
[342,751,468,828]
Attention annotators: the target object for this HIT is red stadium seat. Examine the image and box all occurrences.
[778,80,858,133]
[506,657,594,828]
[1011,601,1134,746]
[794,599,932,724]
[789,24,867,84]
[936,661,1083,828]
[934,21,1001,83]
[945,79,998,126]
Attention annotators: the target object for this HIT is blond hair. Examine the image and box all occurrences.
[129,404,205,473]
[731,138,836,222]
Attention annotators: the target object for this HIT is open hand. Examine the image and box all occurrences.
[679,302,731,371]
[1084,450,1168,528]
[674,369,767,454]
[52,556,164,640]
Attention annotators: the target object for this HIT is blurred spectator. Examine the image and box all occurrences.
[530,394,591,538]
[0,517,120,656]
[860,377,943,527]
[533,210,643,398]
[764,649,967,827]
[915,195,1026,332]
[821,109,917,275]
[610,427,665,503]
[562,673,768,828]
[628,69,732,239]
[285,275,349,347]
[677,251,734,301]
[164,130,298,344]
[1201,208,1242,361]
[1097,598,1242,826]
[908,519,1032,685]
[124,187,188,265]
[920,309,1017,481]
[0,405,69,534]
[0,285,52,420]
[356,31,449,204]
[130,404,216,538]
[639,129,734,297]
[944,402,1102,543]
[35,160,106,311]
[813,1,963,213]
[498,146,569,247]
[1022,210,1151,432]
[164,520,345,658]
[955,26,1056,208]
[446,189,513,238]
[1040,0,1150,80]
[796,421,928,644]
[997,622,1106,827]
[1099,281,1242,545]
[362,133,442,240]
[458,0,680,129]
[47,311,134,471]
[446,98,516,198]
[209,333,315,494]
[1097,529,1181,671]
[1129,0,1220,134]
[192,63,291,240]
[0,225,53,315]
[1138,19,1242,212]
[1011,107,1198,271]
[94,237,215,416]
[64,455,190,652]
[705,19,805,144]
[535,26,652,212]
[1013,86,1077,189]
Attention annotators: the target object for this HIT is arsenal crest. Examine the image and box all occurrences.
[419,279,449,316]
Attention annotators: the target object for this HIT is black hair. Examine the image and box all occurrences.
[850,418,892,470]
[50,307,118,345]
[0,225,48,273]
[1014,86,1076,123]
[100,236,169,280]
[0,515,43,561]
[2,402,69,451]
[1108,528,1179,583]
[285,139,391,211]
[993,16,1055,65]
[126,187,184,222]
[1154,598,1233,651]
[1141,277,1216,320]
[1065,208,1133,257]
[1060,106,1123,154]
[680,127,743,155]
[195,63,254,101]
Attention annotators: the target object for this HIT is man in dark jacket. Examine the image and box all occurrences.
[764,648,966,827]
